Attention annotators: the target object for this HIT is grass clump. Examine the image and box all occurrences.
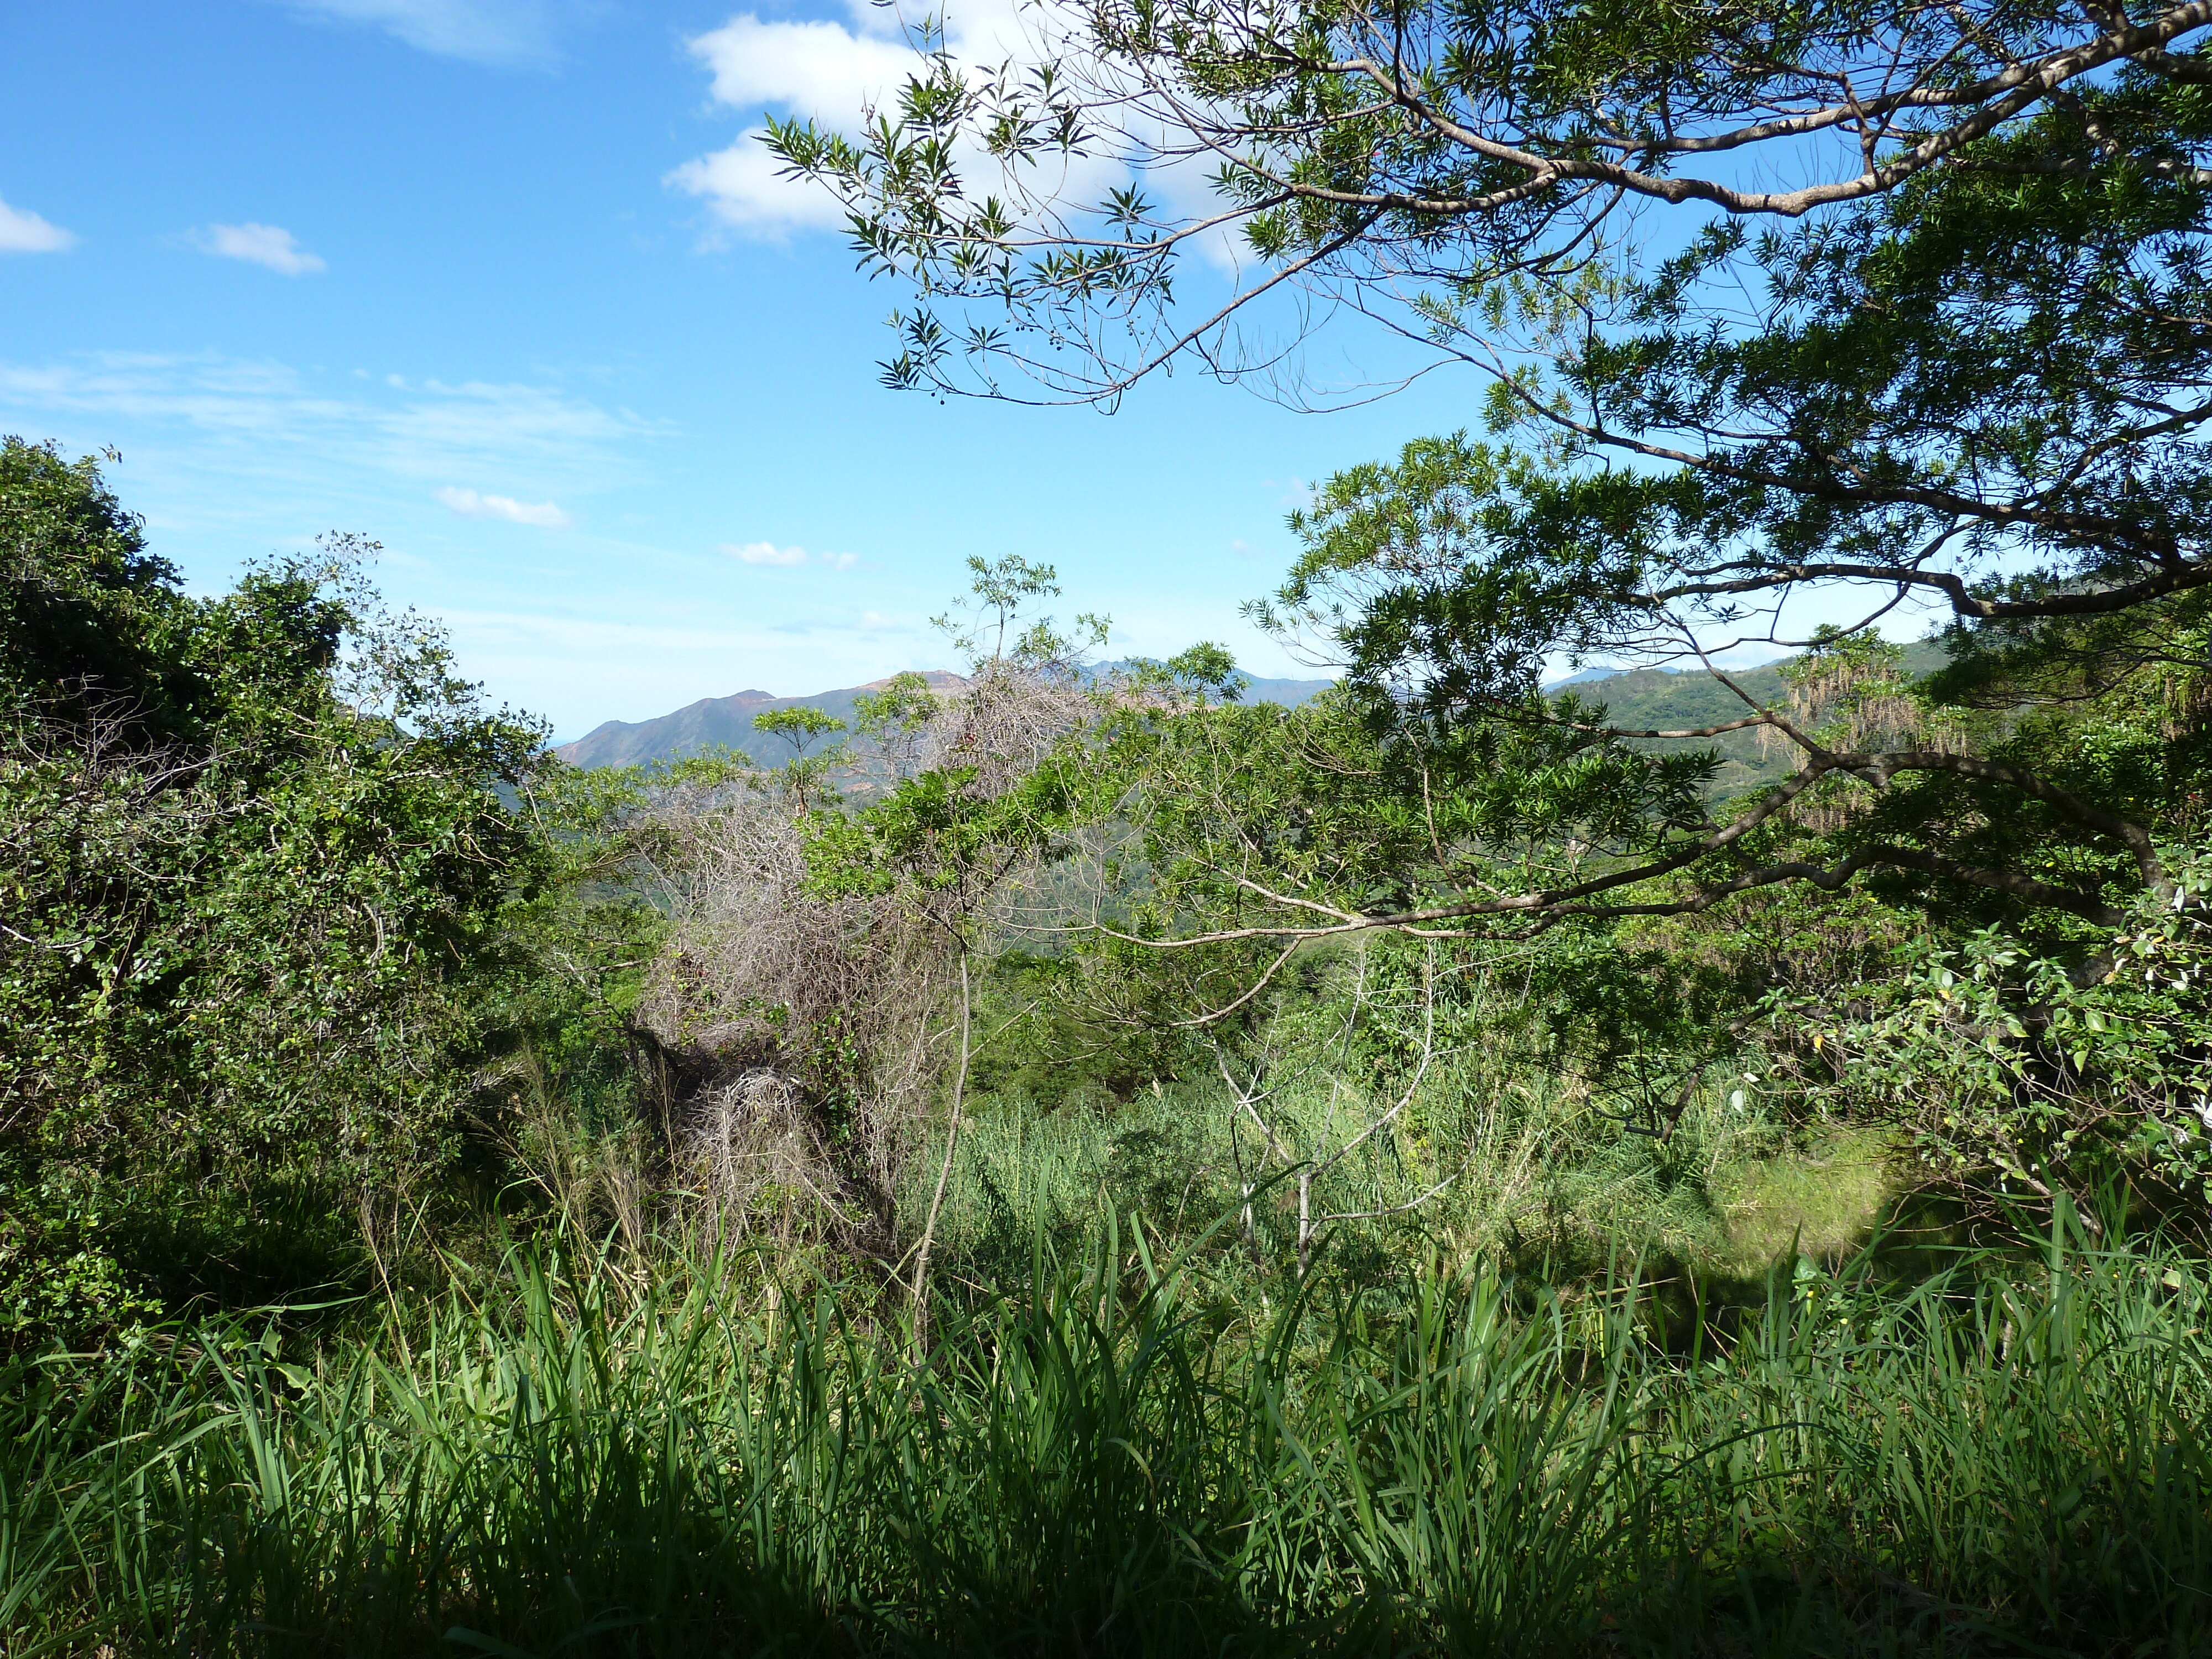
[3,1209,2206,1657]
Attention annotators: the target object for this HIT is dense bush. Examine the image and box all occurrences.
[0,440,553,1344]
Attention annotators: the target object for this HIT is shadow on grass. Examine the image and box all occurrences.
[4,1211,2206,1658]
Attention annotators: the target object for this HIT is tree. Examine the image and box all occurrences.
[753,705,847,758]
[769,0,2212,404]
[807,560,1102,1336]
[0,440,552,1340]
[764,1,2212,944]
[754,705,849,810]
[853,671,946,781]
[764,2,2212,1217]
[628,559,1103,1318]
[1246,118,2209,941]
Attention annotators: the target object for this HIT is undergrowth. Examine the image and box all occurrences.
[3,1208,2206,1656]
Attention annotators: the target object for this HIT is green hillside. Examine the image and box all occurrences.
[555,667,1337,770]
[1556,641,1949,797]
[554,672,971,770]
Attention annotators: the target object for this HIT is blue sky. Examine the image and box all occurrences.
[0,0,1512,739]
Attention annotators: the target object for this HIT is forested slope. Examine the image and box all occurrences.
[558,665,1334,770]
[1562,642,1952,795]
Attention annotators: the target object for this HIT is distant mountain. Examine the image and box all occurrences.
[1545,662,1773,688]
[1545,641,1944,694]
[1537,640,1949,796]
[561,645,1946,787]
[555,666,1338,770]
[1109,665,1337,708]
[1239,674,1338,706]
[555,671,972,770]
[1545,665,1677,688]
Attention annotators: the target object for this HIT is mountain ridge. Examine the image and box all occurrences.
[555,666,1337,769]
[556,646,1943,777]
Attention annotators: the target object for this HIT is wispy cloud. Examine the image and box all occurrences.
[448,610,755,654]
[268,0,583,70]
[0,352,663,473]
[724,540,808,566]
[436,486,571,528]
[191,223,327,275]
[0,351,667,544]
[722,541,856,569]
[0,194,76,254]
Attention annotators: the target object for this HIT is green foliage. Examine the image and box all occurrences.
[0,1159,160,1341]
[770,0,2210,416]
[806,755,1081,915]
[752,703,849,810]
[759,0,2212,1234]
[980,82,2212,1223]
[1771,856,2212,1214]
[1042,638,2208,1218]
[931,553,1108,674]
[1246,101,2212,940]
[751,702,846,755]
[4,1225,2208,1655]
[17,16,2212,1642]
[851,670,940,734]
[0,441,555,1347]
[851,669,943,779]
[0,439,189,733]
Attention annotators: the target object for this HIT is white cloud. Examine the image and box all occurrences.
[269,1,576,70]
[0,351,664,545]
[670,1,1242,259]
[690,13,920,116]
[723,540,810,566]
[192,223,327,276]
[437,486,571,527]
[667,141,846,237]
[671,1,1061,238]
[666,9,900,235]
[0,195,75,254]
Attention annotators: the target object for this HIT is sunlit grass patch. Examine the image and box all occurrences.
[1712,1125,1902,1271]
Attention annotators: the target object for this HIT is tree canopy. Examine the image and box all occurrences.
[765,0,2212,947]
[1,439,554,1339]
[770,0,2212,399]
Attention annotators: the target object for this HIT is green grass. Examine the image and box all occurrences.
[1709,1126,1902,1272]
[931,1061,1858,1301]
[3,1208,2207,1657]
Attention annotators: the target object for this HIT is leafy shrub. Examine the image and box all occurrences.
[0,440,552,1345]
[1768,853,2212,1219]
